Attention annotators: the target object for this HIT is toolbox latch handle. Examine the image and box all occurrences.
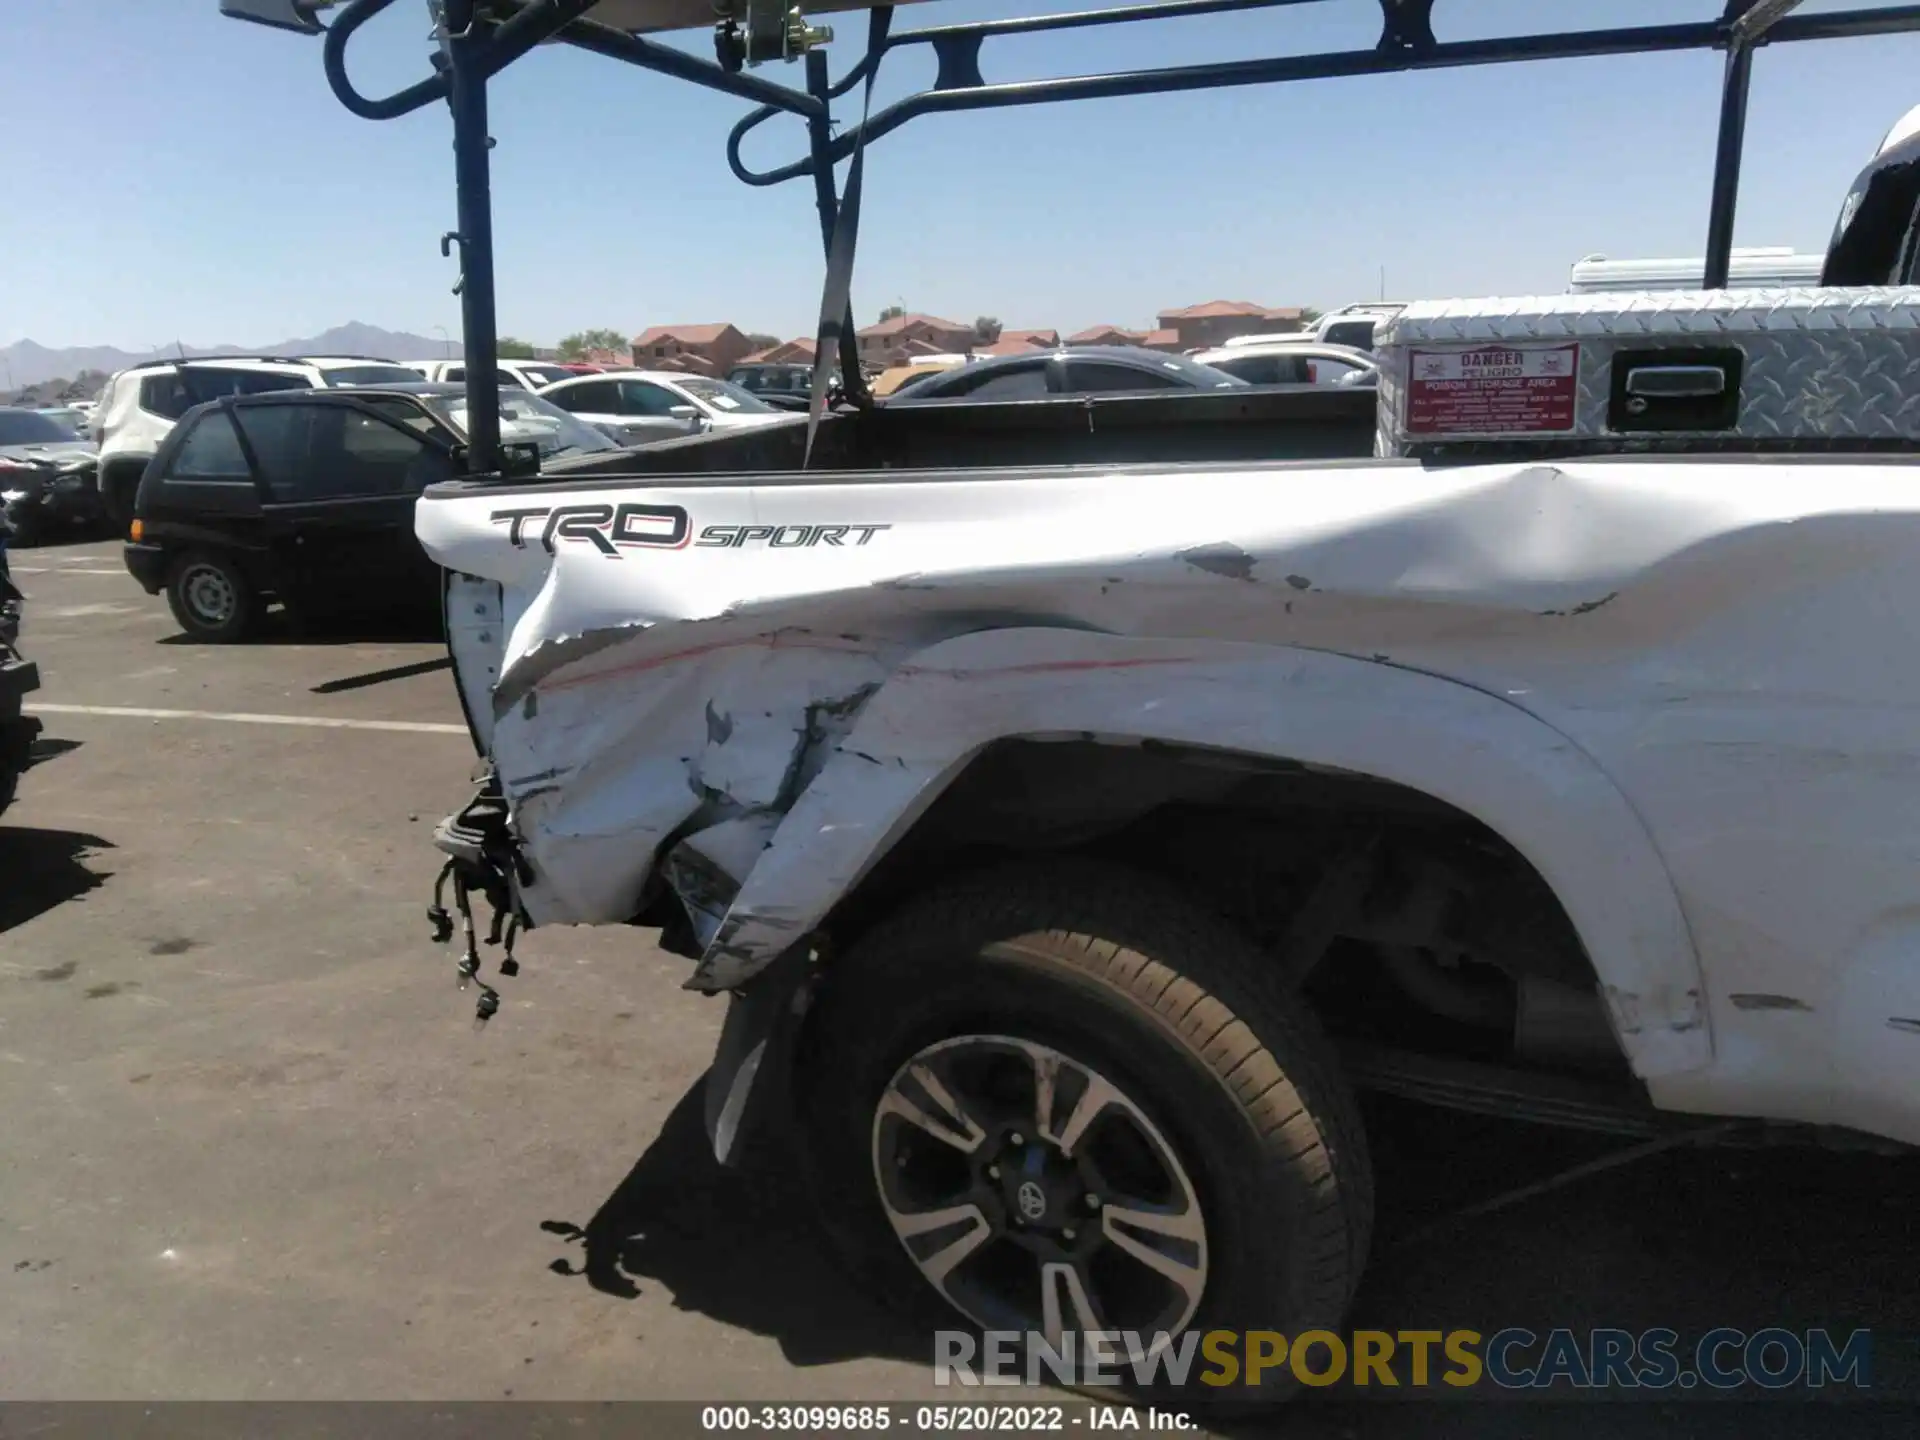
[1624,364,1730,399]
[1609,346,1744,432]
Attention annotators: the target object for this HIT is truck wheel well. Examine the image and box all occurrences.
[821,738,1627,1082]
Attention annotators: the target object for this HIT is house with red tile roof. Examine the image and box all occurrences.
[631,322,754,377]
[894,336,955,361]
[975,329,1059,357]
[738,337,818,366]
[856,313,975,366]
[1155,301,1306,350]
[1067,324,1150,347]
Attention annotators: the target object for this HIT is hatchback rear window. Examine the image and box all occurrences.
[168,411,252,480]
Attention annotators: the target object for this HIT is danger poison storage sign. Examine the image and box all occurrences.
[1404,343,1580,435]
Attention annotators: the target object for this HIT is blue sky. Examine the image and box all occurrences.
[5,0,1919,348]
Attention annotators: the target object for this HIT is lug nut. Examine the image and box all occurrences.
[1085,1194,1101,1210]
[1063,1227,1076,1241]
[1009,1133,1024,1147]
[987,1164,1000,1179]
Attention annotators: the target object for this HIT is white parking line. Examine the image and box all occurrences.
[9,567,125,576]
[29,703,469,735]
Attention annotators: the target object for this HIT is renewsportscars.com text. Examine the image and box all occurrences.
[935,1327,1873,1392]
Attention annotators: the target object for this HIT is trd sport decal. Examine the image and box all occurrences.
[491,502,687,553]
[697,523,890,549]
[488,503,890,556]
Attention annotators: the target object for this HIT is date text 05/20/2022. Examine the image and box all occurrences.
[700,1405,1195,1432]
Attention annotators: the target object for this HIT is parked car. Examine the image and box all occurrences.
[536,370,795,446]
[1309,304,1403,352]
[1191,341,1379,387]
[0,537,36,820]
[407,358,581,391]
[871,357,969,397]
[94,355,427,532]
[36,405,93,438]
[726,362,817,412]
[0,407,101,545]
[121,383,615,642]
[886,345,1247,402]
[1216,304,1406,355]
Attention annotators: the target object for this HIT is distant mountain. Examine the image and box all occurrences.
[0,322,451,389]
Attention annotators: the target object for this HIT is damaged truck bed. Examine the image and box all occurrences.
[419,376,1920,1141]
[409,286,1920,1389]
[229,0,1920,1397]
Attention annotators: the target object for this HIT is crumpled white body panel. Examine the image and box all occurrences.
[416,457,1920,1139]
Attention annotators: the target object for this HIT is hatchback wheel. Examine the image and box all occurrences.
[166,552,259,642]
[800,860,1372,1406]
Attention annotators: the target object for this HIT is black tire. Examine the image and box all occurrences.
[4,504,43,548]
[799,859,1372,1408]
[0,704,29,819]
[101,468,141,537]
[165,551,260,643]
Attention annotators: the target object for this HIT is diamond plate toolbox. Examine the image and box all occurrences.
[1373,287,1920,456]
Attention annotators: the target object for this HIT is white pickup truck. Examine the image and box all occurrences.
[407,358,583,391]
[232,0,1920,1404]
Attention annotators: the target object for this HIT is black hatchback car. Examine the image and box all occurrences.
[123,382,616,641]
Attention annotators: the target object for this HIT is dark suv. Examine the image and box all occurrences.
[121,382,614,641]
[724,362,817,412]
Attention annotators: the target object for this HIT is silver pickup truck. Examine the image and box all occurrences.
[233,0,1920,1404]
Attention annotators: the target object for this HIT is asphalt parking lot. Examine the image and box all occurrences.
[5,538,1920,1435]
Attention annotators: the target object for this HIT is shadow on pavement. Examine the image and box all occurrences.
[540,1084,915,1370]
[156,606,443,648]
[311,655,452,694]
[28,735,83,765]
[1250,1097,1920,1437]
[1358,1095,1920,1344]
[546,1086,1920,1434]
[0,825,113,934]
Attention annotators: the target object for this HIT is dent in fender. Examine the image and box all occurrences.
[690,627,1712,1080]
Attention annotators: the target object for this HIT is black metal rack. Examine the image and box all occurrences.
[230,0,1920,473]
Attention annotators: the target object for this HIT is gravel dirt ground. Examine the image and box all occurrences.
[4,538,1918,1437]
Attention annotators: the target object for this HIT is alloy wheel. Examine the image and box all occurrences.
[870,1034,1209,1350]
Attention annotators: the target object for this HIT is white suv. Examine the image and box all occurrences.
[93,355,425,529]
[1190,340,1379,387]
[407,358,581,391]
[1215,303,1407,355]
